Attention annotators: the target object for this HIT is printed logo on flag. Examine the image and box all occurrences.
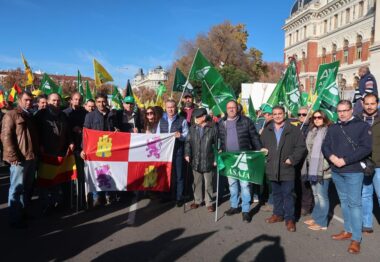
[196,66,211,79]
[143,165,158,188]
[96,135,112,158]
[146,136,163,159]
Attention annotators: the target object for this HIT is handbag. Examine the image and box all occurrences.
[339,125,375,177]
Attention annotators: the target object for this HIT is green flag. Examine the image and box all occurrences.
[77,70,85,98]
[57,85,63,96]
[156,83,167,97]
[312,69,340,122]
[40,73,60,95]
[314,61,340,95]
[172,68,193,92]
[266,76,285,107]
[112,85,123,109]
[125,79,133,97]
[217,151,266,185]
[189,49,235,115]
[85,80,93,101]
[300,92,309,106]
[248,95,257,121]
[283,59,301,116]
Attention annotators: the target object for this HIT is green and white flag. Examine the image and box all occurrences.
[217,151,266,185]
[312,69,340,122]
[283,59,301,116]
[188,49,235,115]
[172,68,193,92]
[112,85,123,109]
[248,95,257,122]
[77,70,85,98]
[314,61,340,95]
[40,73,60,95]
[85,80,93,102]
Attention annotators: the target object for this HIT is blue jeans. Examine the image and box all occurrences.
[311,180,330,227]
[362,168,380,229]
[332,172,364,242]
[228,177,251,213]
[8,160,36,224]
[271,180,295,222]
[173,153,184,201]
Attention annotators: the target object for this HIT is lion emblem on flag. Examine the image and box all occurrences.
[95,164,112,189]
[146,136,163,159]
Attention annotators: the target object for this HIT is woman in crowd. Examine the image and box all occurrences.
[144,106,159,133]
[302,110,332,231]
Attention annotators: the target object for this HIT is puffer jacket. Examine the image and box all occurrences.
[184,123,217,172]
[1,107,39,163]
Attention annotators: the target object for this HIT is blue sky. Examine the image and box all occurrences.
[0,0,295,86]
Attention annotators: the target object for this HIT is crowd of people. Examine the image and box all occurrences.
[1,66,379,255]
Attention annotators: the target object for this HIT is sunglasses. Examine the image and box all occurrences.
[313,116,323,120]
[146,111,154,115]
[298,113,307,117]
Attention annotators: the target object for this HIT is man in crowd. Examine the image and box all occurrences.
[36,94,48,111]
[185,108,217,212]
[218,100,262,223]
[157,99,189,207]
[63,92,88,209]
[180,91,197,126]
[322,100,372,254]
[81,93,114,207]
[114,96,143,133]
[353,66,378,114]
[255,105,273,135]
[2,91,38,228]
[357,93,380,234]
[35,93,74,213]
[84,99,95,113]
[261,106,307,232]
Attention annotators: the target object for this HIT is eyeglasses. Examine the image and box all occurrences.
[298,113,307,117]
[313,116,323,120]
[146,111,154,115]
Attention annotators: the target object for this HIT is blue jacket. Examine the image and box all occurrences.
[83,109,113,131]
[322,117,372,173]
[359,72,378,96]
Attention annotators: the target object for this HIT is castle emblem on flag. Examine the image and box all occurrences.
[96,135,112,158]
[143,165,157,188]
[146,136,162,159]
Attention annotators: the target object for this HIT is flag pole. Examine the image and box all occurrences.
[215,163,220,223]
[177,49,199,108]
[203,80,224,115]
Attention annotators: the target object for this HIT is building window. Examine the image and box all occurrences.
[296,30,299,42]
[359,1,364,17]
[322,47,327,64]
[343,39,349,63]
[332,44,337,62]
[301,51,306,72]
[334,14,338,29]
[356,34,363,60]
[324,20,328,33]
[289,33,292,46]
[346,8,350,24]
[304,26,307,39]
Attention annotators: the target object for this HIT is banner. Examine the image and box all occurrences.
[83,128,175,192]
[37,152,77,187]
[314,61,340,95]
[217,151,266,185]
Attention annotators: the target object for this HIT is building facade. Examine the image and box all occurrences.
[132,66,168,90]
[283,0,376,93]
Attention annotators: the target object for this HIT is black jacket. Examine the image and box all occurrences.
[322,116,372,173]
[372,117,380,167]
[83,108,113,131]
[260,120,307,181]
[218,115,262,152]
[185,123,217,172]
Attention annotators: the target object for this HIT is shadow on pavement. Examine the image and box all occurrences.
[221,234,285,262]
[93,228,216,262]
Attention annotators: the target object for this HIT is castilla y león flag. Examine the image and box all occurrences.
[83,128,175,192]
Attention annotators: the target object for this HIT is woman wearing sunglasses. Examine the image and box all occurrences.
[301,110,332,231]
[144,106,159,133]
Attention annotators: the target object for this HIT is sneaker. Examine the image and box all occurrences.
[242,212,252,223]
[224,207,240,216]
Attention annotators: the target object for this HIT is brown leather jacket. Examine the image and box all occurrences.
[1,107,39,163]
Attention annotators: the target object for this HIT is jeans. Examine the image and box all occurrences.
[8,160,36,224]
[311,180,330,227]
[172,153,184,201]
[362,168,380,229]
[228,177,251,213]
[271,180,295,222]
[332,172,364,242]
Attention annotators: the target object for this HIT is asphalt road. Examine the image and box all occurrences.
[1,169,380,262]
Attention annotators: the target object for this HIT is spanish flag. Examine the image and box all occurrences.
[37,152,77,187]
[21,53,34,86]
[93,59,113,87]
[7,83,22,103]
[0,89,6,108]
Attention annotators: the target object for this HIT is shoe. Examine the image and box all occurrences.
[301,209,311,217]
[265,215,284,224]
[331,231,352,240]
[190,203,199,209]
[176,200,184,207]
[303,219,316,226]
[362,228,374,235]
[286,220,296,232]
[261,203,273,212]
[207,206,215,212]
[224,207,240,216]
[242,212,252,223]
[308,224,327,231]
[347,240,360,254]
